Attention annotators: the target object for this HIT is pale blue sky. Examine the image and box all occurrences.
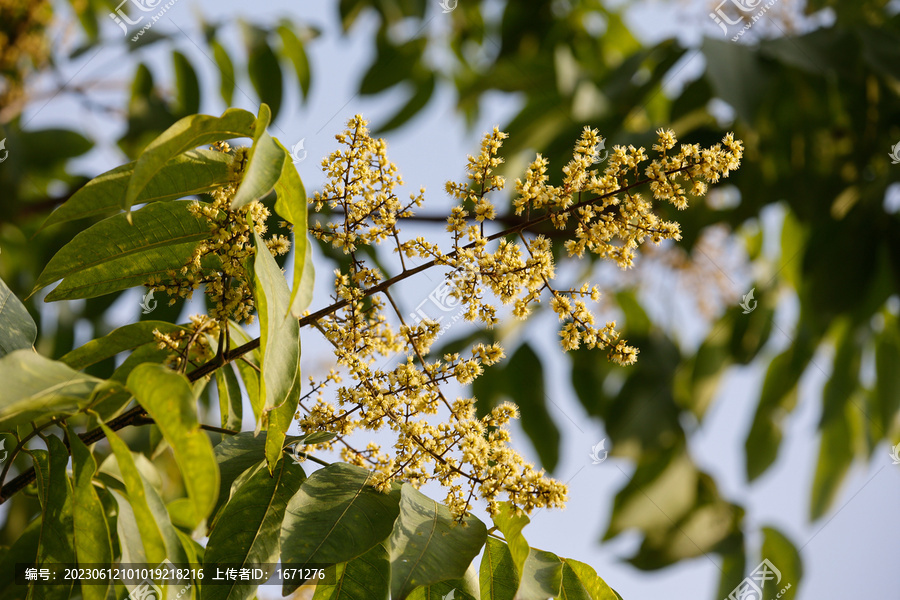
[14,1,900,598]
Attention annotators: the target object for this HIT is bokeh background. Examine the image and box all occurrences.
[1,0,899,598]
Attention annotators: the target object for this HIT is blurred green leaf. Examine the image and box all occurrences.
[210,39,237,106]
[389,483,487,600]
[0,350,101,429]
[874,314,900,438]
[277,25,312,100]
[760,527,802,600]
[172,50,201,117]
[243,23,284,122]
[0,274,36,356]
[377,74,435,133]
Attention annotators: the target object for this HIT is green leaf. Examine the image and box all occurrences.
[810,401,856,520]
[228,321,263,421]
[491,503,530,580]
[515,548,562,600]
[407,564,480,600]
[0,517,40,596]
[210,431,319,523]
[32,201,213,301]
[124,108,256,212]
[210,39,236,106]
[280,463,403,594]
[127,364,220,528]
[701,39,769,123]
[172,50,201,117]
[377,74,435,133]
[277,25,312,100]
[97,421,167,564]
[272,140,315,318]
[243,24,284,122]
[478,538,518,600]
[874,316,900,437]
[215,364,243,431]
[41,149,233,231]
[68,430,113,600]
[203,458,306,600]
[250,225,301,469]
[60,321,189,371]
[745,340,813,481]
[31,436,76,600]
[759,527,802,600]
[558,559,618,600]
[231,105,286,210]
[504,344,559,472]
[0,274,36,355]
[389,484,487,600]
[312,543,391,600]
[0,350,102,429]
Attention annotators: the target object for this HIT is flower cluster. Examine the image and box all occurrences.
[145,142,291,323]
[151,314,219,372]
[296,116,742,518]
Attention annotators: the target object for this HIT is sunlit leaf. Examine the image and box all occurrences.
[124,108,256,212]
[127,364,219,528]
[0,274,36,356]
[231,104,286,210]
